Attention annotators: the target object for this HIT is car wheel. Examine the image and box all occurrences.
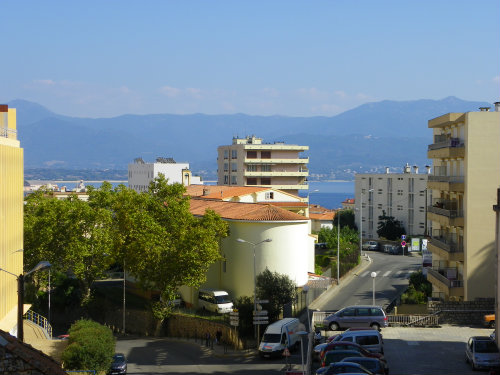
[329,322,339,331]
[471,361,477,371]
[370,323,380,331]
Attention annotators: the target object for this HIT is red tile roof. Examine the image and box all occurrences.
[342,198,355,204]
[310,211,335,221]
[0,330,66,375]
[189,198,308,221]
[185,185,269,199]
[268,201,307,207]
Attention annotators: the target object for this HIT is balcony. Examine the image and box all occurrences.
[427,199,463,227]
[428,236,464,262]
[244,157,309,164]
[427,175,464,192]
[0,127,17,139]
[427,137,464,159]
[427,268,464,299]
[244,171,308,177]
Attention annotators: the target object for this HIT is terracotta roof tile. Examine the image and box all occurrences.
[189,198,308,221]
[185,185,269,199]
[268,202,307,207]
[310,212,335,221]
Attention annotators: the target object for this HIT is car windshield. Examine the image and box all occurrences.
[476,340,499,353]
[113,354,125,363]
[263,333,281,343]
[215,295,231,304]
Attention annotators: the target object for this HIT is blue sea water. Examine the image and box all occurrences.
[301,181,355,210]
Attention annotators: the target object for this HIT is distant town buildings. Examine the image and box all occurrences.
[426,104,500,301]
[128,157,202,193]
[341,198,355,210]
[0,105,24,335]
[355,164,429,240]
[217,135,309,196]
[308,204,335,232]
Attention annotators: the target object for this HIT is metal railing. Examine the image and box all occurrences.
[25,310,52,338]
[428,137,464,150]
[387,314,439,327]
[427,268,463,289]
[0,127,17,138]
[428,175,464,183]
[427,205,463,218]
[429,236,464,253]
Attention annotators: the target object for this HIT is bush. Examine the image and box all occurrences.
[61,319,115,371]
[401,271,432,304]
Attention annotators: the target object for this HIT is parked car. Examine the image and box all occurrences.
[321,350,363,367]
[332,329,384,354]
[465,336,500,370]
[315,341,386,363]
[109,353,127,375]
[341,357,389,375]
[362,241,379,251]
[316,361,375,375]
[485,314,496,328]
[322,306,388,331]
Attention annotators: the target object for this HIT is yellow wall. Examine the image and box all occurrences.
[464,112,500,300]
[0,107,24,332]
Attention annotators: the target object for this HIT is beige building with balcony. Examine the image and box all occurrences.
[217,136,309,196]
[426,105,500,301]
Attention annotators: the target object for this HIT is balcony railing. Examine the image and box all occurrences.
[430,236,464,253]
[428,137,464,151]
[0,127,17,138]
[428,267,463,289]
[428,175,464,183]
[428,199,463,218]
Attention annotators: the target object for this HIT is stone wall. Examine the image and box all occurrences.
[428,299,494,326]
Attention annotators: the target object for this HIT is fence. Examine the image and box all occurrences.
[387,314,439,327]
[25,309,52,338]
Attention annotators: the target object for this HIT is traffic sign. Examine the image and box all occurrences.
[253,320,269,325]
[230,311,239,317]
[253,310,268,316]
[255,299,269,304]
[401,241,406,247]
[230,321,239,327]
[253,315,269,320]
[282,347,291,357]
[401,235,406,240]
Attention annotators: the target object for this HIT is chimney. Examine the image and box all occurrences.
[385,167,390,174]
[479,107,491,112]
[413,165,419,174]
[495,102,500,112]
[425,165,431,174]
[404,163,411,174]
[202,188,210,196]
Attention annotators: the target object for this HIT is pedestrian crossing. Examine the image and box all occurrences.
[359,269,417,278]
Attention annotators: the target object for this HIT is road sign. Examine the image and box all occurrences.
[253,320,269,325]
[253,310,268,316]
[255,299,269,304]
[401,235,406,240]
[230,311,239,317]
[282,347,291,357]
[253,315,269,321]
[401,241,406,247]
[230,322,239,327]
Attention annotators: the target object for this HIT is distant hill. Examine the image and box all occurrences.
[9,97,492,178]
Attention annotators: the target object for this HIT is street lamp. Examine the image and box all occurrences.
[371,271,377,306]
[359,188,374,257]
[0,261,52,342]
[236,237,272,343]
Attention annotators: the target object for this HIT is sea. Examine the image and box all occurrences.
[33,180,354,210]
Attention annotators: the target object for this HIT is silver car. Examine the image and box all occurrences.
[465,336,500,370]
[323,306,388,331]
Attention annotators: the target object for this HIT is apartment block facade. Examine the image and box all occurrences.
[426,106,500,301]
[128,157,202,192]
[355,165,428,240]
[217,135,309,196]
[0,105,24,334]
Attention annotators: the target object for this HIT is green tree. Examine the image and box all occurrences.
[256,268,296,322]
[332,209,357,231]
[376,210,405,240]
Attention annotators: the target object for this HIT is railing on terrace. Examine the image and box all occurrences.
[25,310,52,338]
[428,268,463,289]
[430,236,464,253]
[428,137,464,151]
[428,175,464,183]
[0,127,17,138]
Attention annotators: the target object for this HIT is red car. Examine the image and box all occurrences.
[318,341,385,363]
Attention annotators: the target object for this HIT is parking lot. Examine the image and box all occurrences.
[377,325,493,374]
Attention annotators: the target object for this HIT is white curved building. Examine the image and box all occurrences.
[184,198,314,304]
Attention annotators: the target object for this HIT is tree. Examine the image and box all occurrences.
[376,210,405,240]
[332,209,357,231]
[256,268,296,322]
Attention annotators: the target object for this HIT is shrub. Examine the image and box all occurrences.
[61,319,115,371]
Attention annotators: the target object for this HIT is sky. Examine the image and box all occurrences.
[2,0,499,118]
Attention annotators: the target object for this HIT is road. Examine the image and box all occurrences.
[317,251,421,311]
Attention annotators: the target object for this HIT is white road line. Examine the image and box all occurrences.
[361,271,370,277]
[395,271,403,276]
[383,270,391,277]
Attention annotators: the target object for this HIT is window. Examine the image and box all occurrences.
[261,177,271,185]
[261,151,271,159]
[378,189,383,194]
[378,204,383,209]
[247,164,257,172]
[261,164,272,172]
[265,192,274,200]
[231,163,237,172]
[397,189,403,196]
[231,176,237,185]
[247,178,257,185]
[356,308,370,316]
[419,206,425,213]
[397,205,403,211]
[231,149,237,159]
[224,175,229,184]
[223,163,229,172]
[223,150,228,159]
[247,151,257,159]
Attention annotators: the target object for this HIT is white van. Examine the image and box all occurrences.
[259,318,302,358]
[198,289,233,313]
[333,329,384,354]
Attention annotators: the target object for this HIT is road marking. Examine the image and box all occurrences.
[383,271,391,277]
[361,271,370,277]
[395,271,403,276]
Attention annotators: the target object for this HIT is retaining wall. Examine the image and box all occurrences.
[428,299,494,326]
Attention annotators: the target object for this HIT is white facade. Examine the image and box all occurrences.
[128,157,202,192]
[355,164,429,240]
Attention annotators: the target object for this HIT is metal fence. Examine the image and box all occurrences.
[25,310,52,338]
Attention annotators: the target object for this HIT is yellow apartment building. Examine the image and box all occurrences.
[217,135,309,196]
[426,105,500,301]
[0,104,24,333]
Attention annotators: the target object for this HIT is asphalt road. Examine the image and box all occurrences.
[316,251,421,311]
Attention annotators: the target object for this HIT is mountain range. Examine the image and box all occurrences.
[9,96,493,180]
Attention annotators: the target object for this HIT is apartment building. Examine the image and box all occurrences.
[217,135,309,196]
[0,105,24,334]
[128,157,202,192]
[355,164,428,240]
[426,105,500,301]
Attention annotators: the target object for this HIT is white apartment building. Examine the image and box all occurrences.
[128,157,202,192]
[217,135,309,196]
[355,164,429,240]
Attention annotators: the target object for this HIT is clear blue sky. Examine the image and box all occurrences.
[2,0,499,118]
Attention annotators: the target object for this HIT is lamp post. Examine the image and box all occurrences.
[236,238,272,343]
[297,331,308,374]
[0,261,51,342]
[371,271,377,306]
